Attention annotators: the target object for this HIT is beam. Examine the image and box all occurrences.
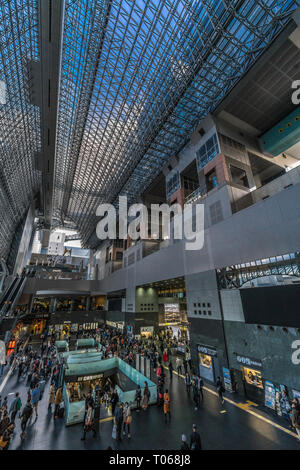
[38,0,65,228]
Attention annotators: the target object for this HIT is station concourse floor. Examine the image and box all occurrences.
[1,359,300,451]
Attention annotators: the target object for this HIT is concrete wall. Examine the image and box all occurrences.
[224,320,300,395]
[99,181,300,293]
[185,270,222,321]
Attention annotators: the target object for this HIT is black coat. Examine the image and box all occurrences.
[190,431,202,450]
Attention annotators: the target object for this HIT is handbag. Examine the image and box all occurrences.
[0,436,7,448]
[126,415,132,425]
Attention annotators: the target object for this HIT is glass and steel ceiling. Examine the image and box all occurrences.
[0,0,41,259]
[53,0,299,248]
[0,0,299,259]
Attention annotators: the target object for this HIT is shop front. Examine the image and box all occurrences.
[235,354,264,403]
[198,344,219,383]
[140,326,154,339]
[62,353,157,425]
[106,320,124,332]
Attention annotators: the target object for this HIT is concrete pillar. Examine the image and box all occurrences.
[185,270,229,381]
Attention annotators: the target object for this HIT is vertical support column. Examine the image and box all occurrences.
[38,0,65,227]
[185,270,229,383]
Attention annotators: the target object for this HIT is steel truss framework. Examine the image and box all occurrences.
[53,0,300,248]
[216,252,300,288]
[0,0,41,260]
[0,1,300,259]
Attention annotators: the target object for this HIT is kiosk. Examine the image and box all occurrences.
[55,340,69,354]
[63,354,157,425]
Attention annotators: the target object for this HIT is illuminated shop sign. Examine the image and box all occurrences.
[78,374,103,382]
[197,345,217,356]
[236,354,262,369]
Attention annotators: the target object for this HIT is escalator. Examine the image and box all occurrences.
[0,275,27,323]
[0,277,19,312]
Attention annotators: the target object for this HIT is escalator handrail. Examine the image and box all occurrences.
[0,276,25,317]
[0,277,18,310]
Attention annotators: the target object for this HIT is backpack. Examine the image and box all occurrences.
[16,397,22,411]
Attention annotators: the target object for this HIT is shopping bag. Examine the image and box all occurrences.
[112,423,117,440]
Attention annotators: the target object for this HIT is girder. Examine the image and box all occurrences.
[0,0,300,256]
[52,0,299,248]
[0,0,41,259]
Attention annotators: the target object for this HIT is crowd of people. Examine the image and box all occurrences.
[1,324,300,450]
[0,334,64,450]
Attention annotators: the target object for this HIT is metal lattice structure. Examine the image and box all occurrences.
[53,0,300,248]
[0,0,41,259]
[1,0,300,258]
[217,252,300,288]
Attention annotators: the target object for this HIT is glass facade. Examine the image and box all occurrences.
[196,133,220,171]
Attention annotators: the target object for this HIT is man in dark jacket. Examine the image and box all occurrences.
[9,392,22,423]
[114,403,124,441]
[111,390,119,416]
[20,400,33,438]
[190,424,202,450]
[135,385,142,411]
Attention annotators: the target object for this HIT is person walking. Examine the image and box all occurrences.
[185,372,191,394]
[168,360,173,381]
[291,398,300,441]
[197,376,204,401]
[180,434,189,450]
[9,392,22,423]
[114,403,124,441]
[190,424,202,450]
[216,376,225,405]
[54,386,63,419]
[31,383,40,418]
[123,402,132,439]
[192,380,199,411]
[20,399,33,439]
[163,389,171,423]
[142,382,150,411]
[48,383,55,412]
[81,403,96,440]
[176,356,182,376]
[111,389,119,416]
[135,385,142,412]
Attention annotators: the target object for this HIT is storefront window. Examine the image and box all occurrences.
[242,367,263,389]
[199,353,212,369]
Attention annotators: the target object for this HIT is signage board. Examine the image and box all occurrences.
[197,344,217,357]
[78,373,103,382]
[222,367,232,392]
[236,354,262,369]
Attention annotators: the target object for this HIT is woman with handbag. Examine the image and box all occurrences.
[142,382,150,411]
[81,403,96,441]
[123,402,132,438]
